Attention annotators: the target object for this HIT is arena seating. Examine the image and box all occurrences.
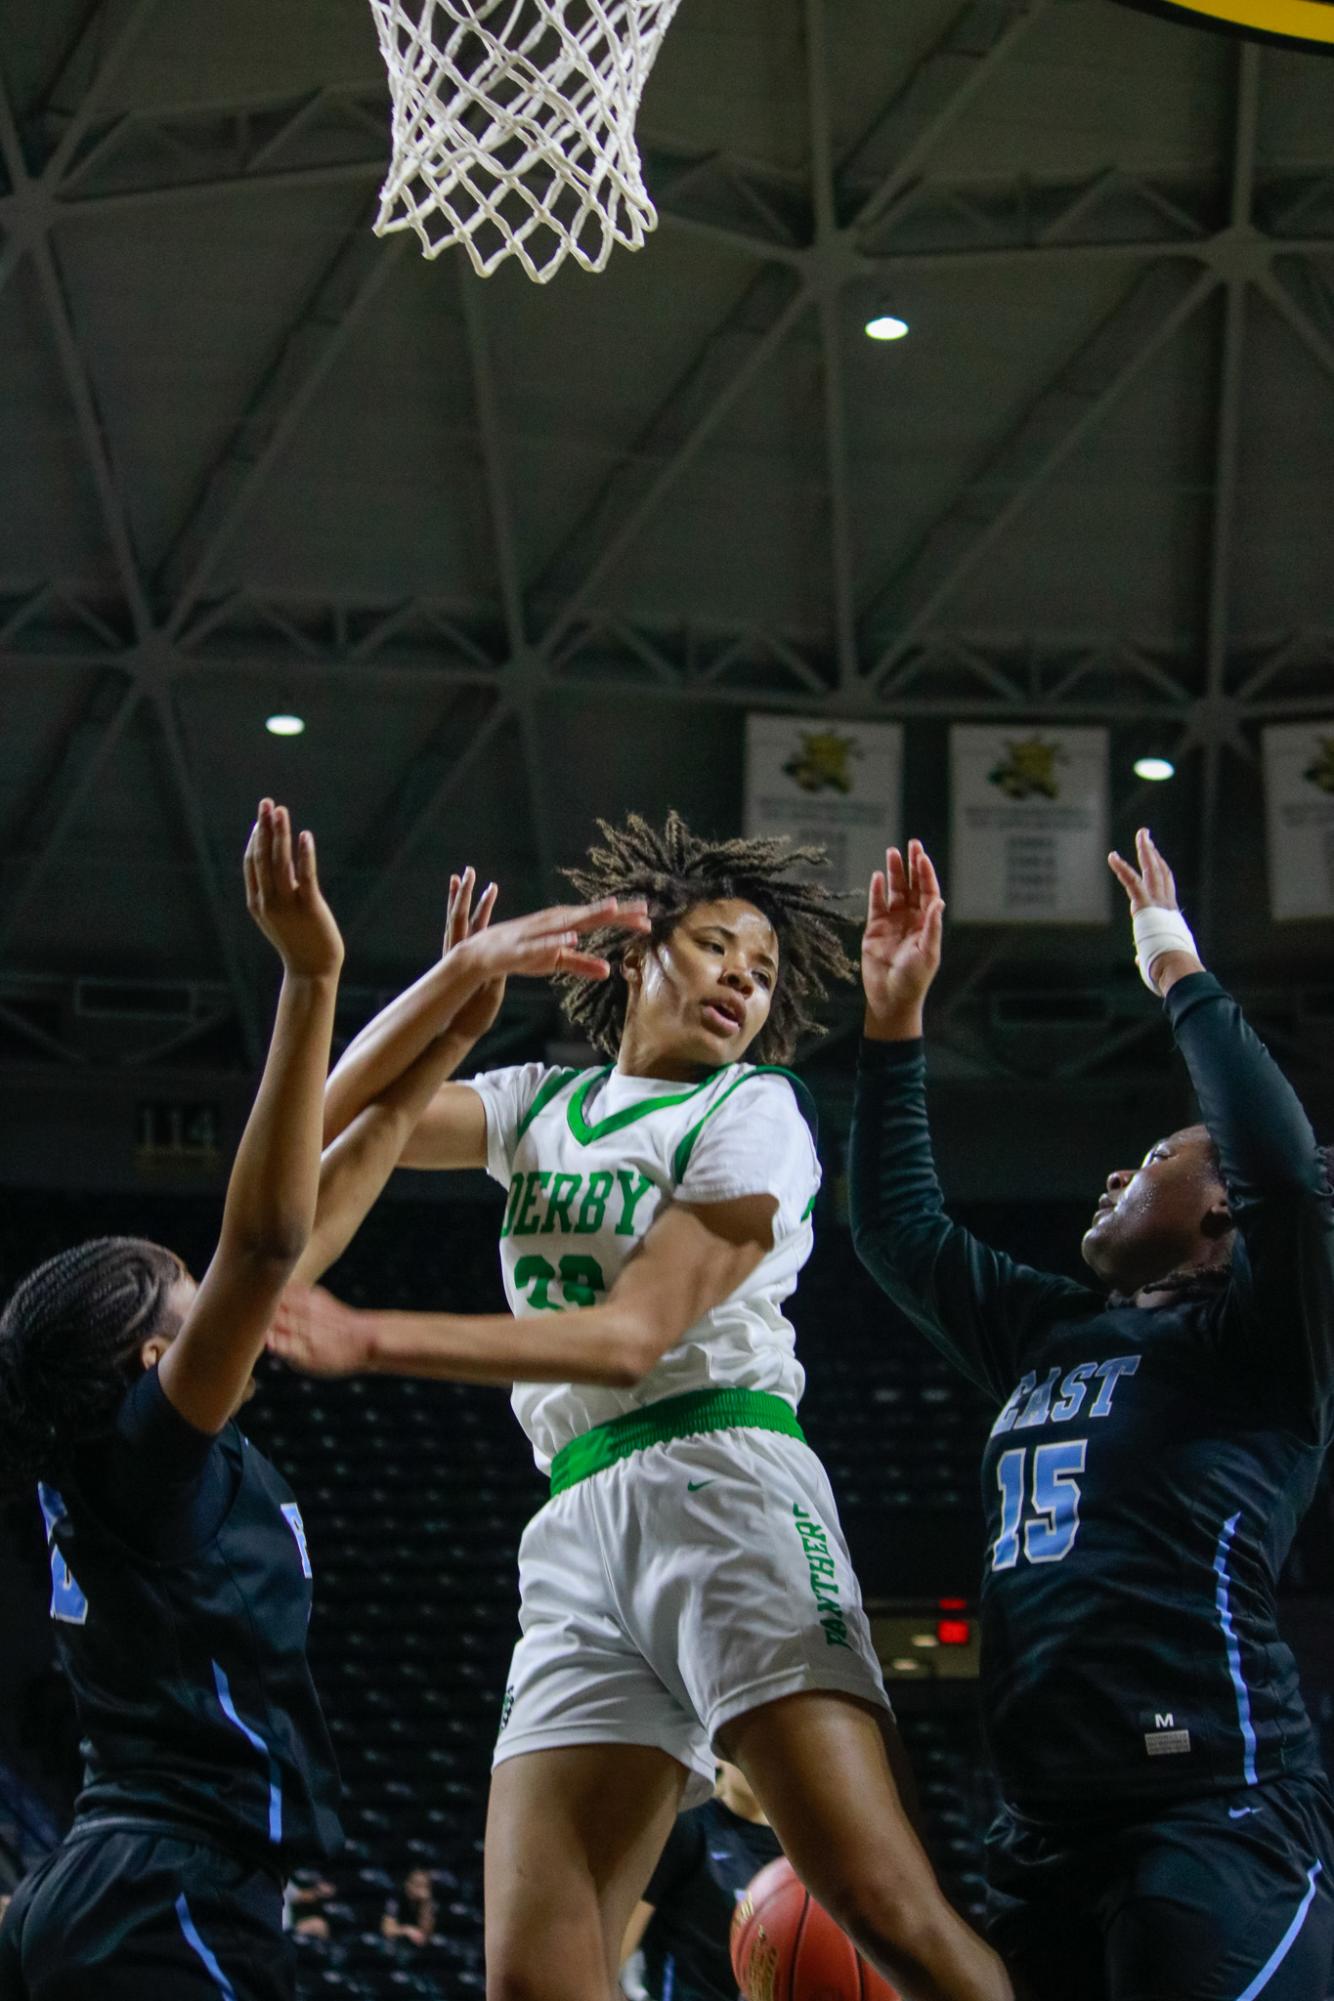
[2,1185,1331,1996]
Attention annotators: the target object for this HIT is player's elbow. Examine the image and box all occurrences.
[597,1311,670,1388]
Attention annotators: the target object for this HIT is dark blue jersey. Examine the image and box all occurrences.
[38,1369,342,1867]
[850,974,1334,1815]
[641,1796,782,2001]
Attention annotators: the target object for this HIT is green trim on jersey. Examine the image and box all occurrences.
[564,1066,723,1146]
[548,1386,805,1495]
[671,1065,816,1181]
[514,1068,582,1145]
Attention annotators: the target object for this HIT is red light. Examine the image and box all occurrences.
[938,1597,967,1611]
[936,1618,970,1646]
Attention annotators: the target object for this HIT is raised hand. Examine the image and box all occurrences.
[440,865,504,1045]
[861,840,945,1035]
[268,1284,372,1378]
[1107,828,1203,994]
[1107,826,1179,913]
[244,799,343,979]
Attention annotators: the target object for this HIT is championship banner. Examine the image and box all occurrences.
[1112,0,1334,51]
[950,726,1111,924]
[1262,722,1334,920]
[743,714,902,899]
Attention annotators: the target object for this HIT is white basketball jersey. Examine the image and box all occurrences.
[465,1061,821,1471]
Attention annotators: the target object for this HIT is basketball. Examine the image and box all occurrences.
[730,1856,901,2001]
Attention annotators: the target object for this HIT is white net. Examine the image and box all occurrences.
[367,0,684,284]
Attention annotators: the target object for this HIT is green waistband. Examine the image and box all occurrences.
[548,1387,804,1496]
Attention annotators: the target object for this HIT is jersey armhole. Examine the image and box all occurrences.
[671,1066,818,1183]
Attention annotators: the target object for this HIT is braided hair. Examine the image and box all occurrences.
[555,810,854,1066]
[0,1238,183,1498]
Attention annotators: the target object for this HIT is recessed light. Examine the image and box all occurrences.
[266,714,306,737]
[865,314,909,342]
[1133,755,1174,782]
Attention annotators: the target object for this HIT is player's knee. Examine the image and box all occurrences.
[822,1869,951,1981]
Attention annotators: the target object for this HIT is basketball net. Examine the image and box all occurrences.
[367,0,684,283]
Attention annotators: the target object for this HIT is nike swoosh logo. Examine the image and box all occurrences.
[687,1479,716,1492]
[1228,1806,1259,1818]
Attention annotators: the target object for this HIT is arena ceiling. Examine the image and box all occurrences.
[1,0,1332,1128]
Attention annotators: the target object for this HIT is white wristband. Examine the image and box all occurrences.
[1132,906,1198,994]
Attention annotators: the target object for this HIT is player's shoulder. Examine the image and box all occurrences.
[701,1062,818,1145]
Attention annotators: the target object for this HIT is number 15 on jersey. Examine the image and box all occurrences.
[992,1440,1087,1570]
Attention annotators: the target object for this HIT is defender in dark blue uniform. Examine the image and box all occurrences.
[849,831,1334,2001]
[0,801,345,2001]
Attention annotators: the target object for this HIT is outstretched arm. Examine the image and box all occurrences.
[1109,830,1334,1424]
[852,842,1089,1399]
[270,1193,776,1388]
[322,874,646,1161]
[158,801,342,1433]
[294,875,650,1280]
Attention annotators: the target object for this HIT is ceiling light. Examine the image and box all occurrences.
[864,313,909,342]
[266,714,306,737]
[1133,755,1174,782]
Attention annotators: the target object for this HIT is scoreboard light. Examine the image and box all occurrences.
[937,1597,971,1646]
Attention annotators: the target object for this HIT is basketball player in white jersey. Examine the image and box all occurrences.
[272,814,1012,2001]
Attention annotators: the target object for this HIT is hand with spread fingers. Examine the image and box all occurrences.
[452,889,650,994]
[1107,827,1204,995]
[243,798,343,980]
[861,839,946,1039]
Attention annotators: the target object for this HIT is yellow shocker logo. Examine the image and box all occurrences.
[1303,737,1334,795]
[783,729,859,795]
[988,735,1066,801]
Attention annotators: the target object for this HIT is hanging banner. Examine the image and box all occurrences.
[950,726,1110,924]
[1263,722,1334,920]
[1111,0,1334,52]
[743,714,902,898]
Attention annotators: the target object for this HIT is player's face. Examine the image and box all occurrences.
[1080,1124,1232,1290]
[627,899,778,1072]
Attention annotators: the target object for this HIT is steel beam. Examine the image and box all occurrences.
[160,218,406,637]
[846,0,1056,238]
[805,0,860,689]
[1196,45,1260,949]
[33,236,151,635]
[44,0,161,187]
[344,695,515,946]
[863,265,1218,688]
[151,687,263,1064]
[538,280,811,657]
[0,679,140,957]
[457,269,525,655]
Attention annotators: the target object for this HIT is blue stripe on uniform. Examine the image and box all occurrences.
[175,1893,238,1999]
[1213,1512,1258,1787]
[212,1659,283,1844]
[1234,1861,1323,2000]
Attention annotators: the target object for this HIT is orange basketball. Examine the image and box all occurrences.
[730,1856,901,2001]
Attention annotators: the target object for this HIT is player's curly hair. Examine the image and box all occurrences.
[0,1238,183,1499]
[555,811,854,1066]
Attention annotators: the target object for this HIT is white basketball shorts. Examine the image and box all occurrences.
[492,1424,891,1807]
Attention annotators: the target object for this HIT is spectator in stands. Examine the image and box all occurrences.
[381,1867,437,1946]
[270,816,1014,2001]
[283,1870,335,1940]
[851,831,1334,2000]
[620,1762,781,2001]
